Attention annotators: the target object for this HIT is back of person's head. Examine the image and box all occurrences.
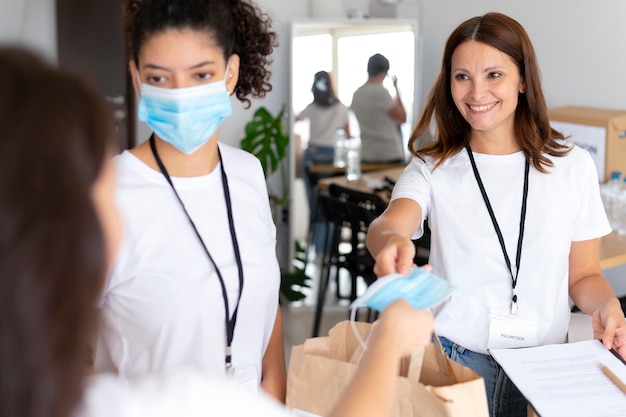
[123,0,277,107]
[410,12,566,170]
[367,53,389,77]
[311,71,338,107]
[0,47,115,417]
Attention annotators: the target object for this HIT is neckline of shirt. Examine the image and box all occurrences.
[119,149,221,189]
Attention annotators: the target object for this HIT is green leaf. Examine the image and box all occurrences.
[240,106,289,179]
[279,240,313,304]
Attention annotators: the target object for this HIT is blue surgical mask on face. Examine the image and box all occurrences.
[137,75,232,155]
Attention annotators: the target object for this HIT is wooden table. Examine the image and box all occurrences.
[599,232,626,269]
[317,166,404,192]
[318,167,626,270]
[308,162,405,174]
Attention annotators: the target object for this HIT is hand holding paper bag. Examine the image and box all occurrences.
[287,299,489,417]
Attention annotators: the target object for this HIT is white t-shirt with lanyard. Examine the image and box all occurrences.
[94,141,280,389]
[391,144,611,354]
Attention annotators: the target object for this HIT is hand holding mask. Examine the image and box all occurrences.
[350,266,455,313]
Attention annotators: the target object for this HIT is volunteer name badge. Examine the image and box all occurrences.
[228,364,258,394]
[488,308,538,349]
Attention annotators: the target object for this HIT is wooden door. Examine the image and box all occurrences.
[56,0,135,151]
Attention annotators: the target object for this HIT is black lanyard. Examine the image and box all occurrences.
[466,146,529,315]
[150,135,244,371]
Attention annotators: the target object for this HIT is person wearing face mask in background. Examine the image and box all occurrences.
[295,70,351,252]
[92,0,287,402]
[350,53,407,164]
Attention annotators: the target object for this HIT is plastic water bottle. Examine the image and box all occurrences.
[345,136,362,182]
[600,171,622,228]
[617,178,626,235]
[333,127,346,168]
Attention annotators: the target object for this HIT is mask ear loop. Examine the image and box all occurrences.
[350,306,369,352]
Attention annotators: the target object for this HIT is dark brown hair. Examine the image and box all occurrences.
[0,47,115,417]
[409,12,569,172]
[123,0,277,107]
[367,53,389,77]
[311,71,339,107]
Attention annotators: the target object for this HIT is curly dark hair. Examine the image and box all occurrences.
[123,0,277,107]
[408,12,569,172]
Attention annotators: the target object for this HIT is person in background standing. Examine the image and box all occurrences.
[350,53,406,163]
[295,70,351,251]
[93,0,286,402]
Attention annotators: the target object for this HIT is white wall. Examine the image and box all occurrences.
[4,0,623,144]
[218,0,308,147]
[415,0,626,111]
[0,0,57,63]
[257,0,626,120]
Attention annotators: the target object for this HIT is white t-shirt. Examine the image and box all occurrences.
[297,102,350,147]
[350,83,403,162]
[94,143,280,382]
[76,370,291,417]
[391,145,611,354]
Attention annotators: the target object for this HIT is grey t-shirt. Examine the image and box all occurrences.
[350,83,403,162]
[297,102,350,148]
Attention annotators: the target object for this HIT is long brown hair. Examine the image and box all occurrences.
[0,48,115,417]
[409,12,569,172]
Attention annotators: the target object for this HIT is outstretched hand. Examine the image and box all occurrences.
[592,297,626,359]
[372,234,416,277]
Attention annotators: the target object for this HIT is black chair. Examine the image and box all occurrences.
[328,184,387,296]
[311,185,386,337]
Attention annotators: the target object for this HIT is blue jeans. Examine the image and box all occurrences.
[438,336,527,417]
[301,146,334,253]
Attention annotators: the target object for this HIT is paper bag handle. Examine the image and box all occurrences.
[405,331,455,381]
[346,326,455,381]
[432,331,456,378]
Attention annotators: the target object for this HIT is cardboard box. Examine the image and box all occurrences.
[548,106,626,183]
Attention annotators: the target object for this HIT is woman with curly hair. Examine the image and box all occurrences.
[0,46,435,417]
[92,0,286,401]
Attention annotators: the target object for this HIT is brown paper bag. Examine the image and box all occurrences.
[287,321,489,417]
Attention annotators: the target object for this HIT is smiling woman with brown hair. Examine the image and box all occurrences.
[367,12,626,417]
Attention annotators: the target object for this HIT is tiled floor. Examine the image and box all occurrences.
[283,178,371,363]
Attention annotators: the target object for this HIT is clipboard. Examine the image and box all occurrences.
[489,340,626,417]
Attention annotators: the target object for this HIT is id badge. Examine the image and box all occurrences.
[227,364,259,394]
[487,307,538,349]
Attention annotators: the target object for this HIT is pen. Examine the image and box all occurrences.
[600,362,626,396]
[598,340,626,365]
[610,347,626,366]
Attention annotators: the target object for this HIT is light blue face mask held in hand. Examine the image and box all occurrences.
[138,78,232,154]
[349,267,456,350]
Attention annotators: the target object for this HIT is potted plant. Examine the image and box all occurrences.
[240,105,311,303]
